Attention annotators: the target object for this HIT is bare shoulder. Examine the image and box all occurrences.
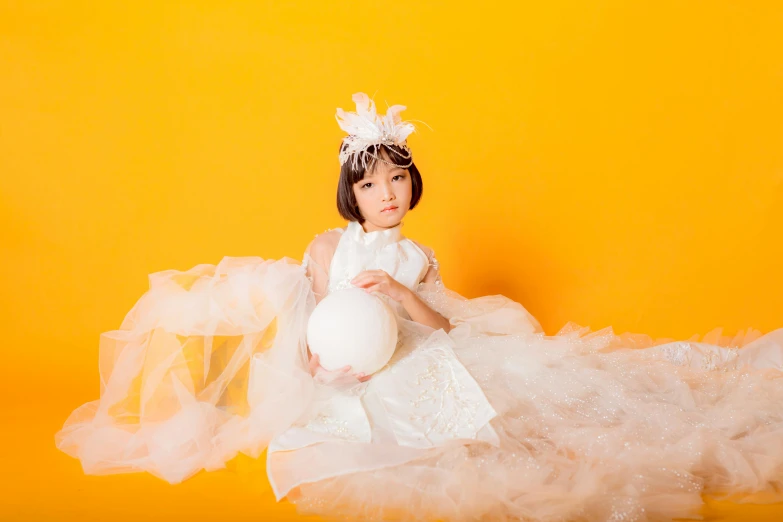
[408,238,435,259]
[306,227,344,257]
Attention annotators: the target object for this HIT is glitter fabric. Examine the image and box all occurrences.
[279,222,783,521]
[56,221,783,522]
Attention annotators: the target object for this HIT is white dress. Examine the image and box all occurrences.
[55,220,783,521]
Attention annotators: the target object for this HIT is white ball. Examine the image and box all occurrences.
[306,288,398,375]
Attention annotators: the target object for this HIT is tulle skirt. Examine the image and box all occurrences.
[55,256,317,483]
[288,321,783,521]
[55,256,783,521]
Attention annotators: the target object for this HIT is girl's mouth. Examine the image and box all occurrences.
[381,206,398,213]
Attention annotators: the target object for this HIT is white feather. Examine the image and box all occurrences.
[335,92,424,168]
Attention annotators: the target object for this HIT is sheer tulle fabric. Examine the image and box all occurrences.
[55,256,317,483]
[281,282,783,521]
[55,230,783,522]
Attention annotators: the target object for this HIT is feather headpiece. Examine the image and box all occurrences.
[335,92,420,170]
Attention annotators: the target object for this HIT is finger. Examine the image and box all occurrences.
[351,275,378,286]
[339,365,352,373]
[363,283,383,294]
[358,374,372,382]
[354,280,382,290]
[350,275,368,285]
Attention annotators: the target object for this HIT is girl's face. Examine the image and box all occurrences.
[353,149,412,232]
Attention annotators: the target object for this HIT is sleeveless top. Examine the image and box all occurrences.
[268,221,499,463]
[325,220,432,316]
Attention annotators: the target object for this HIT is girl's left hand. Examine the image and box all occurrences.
[351,270,410,302]
[308,353,371,384]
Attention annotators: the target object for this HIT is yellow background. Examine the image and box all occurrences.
[1,1,781,520]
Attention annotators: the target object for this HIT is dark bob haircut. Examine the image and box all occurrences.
[336,142,423,223]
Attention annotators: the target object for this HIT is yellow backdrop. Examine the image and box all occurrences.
[2,1,781,520]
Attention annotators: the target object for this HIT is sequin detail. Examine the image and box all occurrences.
[304,412,360,441]
[406,345,481,437]
[657,341,741,371]
[295,390,371,443]
[372,330,498,447]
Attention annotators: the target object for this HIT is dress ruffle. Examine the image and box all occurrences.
[288,311,783,521]
[55,256,317,483]
[55,256,783,521]
[283,284,783,521]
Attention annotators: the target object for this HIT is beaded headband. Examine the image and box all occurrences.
[335,92,426,171]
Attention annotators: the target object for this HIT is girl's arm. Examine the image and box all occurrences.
[350,243,452,333]
[399,288,451,333]
[303,230,372,381]
[302,229,341,304]
[401,242,450,332]
[350,270,452,332]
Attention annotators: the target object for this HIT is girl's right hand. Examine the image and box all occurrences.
[308,353,372,384]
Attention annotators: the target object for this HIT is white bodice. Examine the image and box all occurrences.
[326,221,430,315]
[267,220,500,499]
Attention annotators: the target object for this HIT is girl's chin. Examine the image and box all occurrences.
[368,214,405,229]
[381,212,405,222]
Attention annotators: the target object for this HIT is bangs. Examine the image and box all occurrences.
[341,143,412,184]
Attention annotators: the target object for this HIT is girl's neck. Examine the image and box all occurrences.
[361,221,402,233]
[347,220,403,248]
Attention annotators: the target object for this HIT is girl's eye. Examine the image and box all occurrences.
[362,182,373,189]
[392,175,404,181]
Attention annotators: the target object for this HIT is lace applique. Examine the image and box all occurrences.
[296,389,371,442]
[658,341,740,371]
[661,342,690,366]
[374,332,497,447]
[414,250,447,315]
[429,252,444,287]
[406,345,480,437]
[303,412,359,441]
[330,278,354,292]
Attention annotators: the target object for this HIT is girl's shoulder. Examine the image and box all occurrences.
[313,226,345,241]
[406,237,435,261]
[305,227,344,257]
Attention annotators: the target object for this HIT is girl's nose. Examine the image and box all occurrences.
[382,184,394,200]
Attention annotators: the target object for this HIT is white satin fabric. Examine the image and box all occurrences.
[268,221,501,498]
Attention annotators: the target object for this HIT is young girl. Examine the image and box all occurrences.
[56,92,783,522]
